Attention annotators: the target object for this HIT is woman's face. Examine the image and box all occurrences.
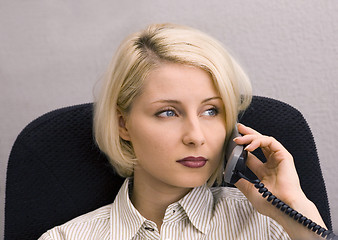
[119,63,226,189]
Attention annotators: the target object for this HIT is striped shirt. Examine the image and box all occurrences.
[39,178,290,240]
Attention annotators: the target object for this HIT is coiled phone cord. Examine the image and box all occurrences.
[236,171,338,240]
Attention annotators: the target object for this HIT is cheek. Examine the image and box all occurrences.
[129,122,178,161]
[206,123,227,163]
[206,121,226,145]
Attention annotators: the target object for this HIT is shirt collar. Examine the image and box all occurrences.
[110,178,146,240]
[178,183,213,234]
[110,178,214,239]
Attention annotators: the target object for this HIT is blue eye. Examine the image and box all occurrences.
[157,110,177,118]
[202,108,218,116]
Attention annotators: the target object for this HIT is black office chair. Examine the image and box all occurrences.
[5,96,332,240]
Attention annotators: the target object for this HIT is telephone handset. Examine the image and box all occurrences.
[223,125,247,184]
[223,125,337,240]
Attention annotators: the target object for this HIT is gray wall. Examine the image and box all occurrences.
[1,0,337,238]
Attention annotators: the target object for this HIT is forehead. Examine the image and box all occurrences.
[140,63,219,98]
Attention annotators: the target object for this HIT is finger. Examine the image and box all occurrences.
[237,123,262,136]
[237,124,286,153]
[234,134,292,166]
[237,135,286,154]
[245,152,265,180]
[233,134,258,145]
[233,134,275,151]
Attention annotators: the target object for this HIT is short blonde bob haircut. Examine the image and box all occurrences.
[94,23,252,186]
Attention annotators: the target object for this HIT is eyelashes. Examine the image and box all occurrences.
[156,108,178,118]
[201,107,219,116]
[155,106,220,118]
[155,108,178,118]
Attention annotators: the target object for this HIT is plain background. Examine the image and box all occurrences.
[1,0,337,238]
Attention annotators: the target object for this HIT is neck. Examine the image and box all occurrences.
[130,171,191,231]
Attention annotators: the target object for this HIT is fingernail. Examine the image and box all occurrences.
[244,144,250,151]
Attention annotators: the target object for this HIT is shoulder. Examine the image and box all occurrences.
[209,186,290,239]
[38,204,112,240]
[211,186,248,202]
[210,186,263,228]
[65,204,112,225]
[210,186,257,220]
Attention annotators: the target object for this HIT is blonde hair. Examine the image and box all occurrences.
[94,23,252,186]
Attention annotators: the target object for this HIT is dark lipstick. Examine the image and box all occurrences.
[176,156,207,168]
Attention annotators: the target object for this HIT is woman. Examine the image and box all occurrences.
[39,23,326,239]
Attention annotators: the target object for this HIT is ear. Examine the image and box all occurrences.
[117,110,131,141]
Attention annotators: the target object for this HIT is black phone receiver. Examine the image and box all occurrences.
[223,125,248,184]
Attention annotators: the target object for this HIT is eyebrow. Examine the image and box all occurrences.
[202,96,222,103]
[151,96,222,105]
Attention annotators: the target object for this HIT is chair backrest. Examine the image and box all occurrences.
[5,96,332,239]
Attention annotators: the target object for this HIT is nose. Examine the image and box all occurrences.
[182,116,206,147]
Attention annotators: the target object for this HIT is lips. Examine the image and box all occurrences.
[176,156,207,168]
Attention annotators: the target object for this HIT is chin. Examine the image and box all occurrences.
[174,174,210,188]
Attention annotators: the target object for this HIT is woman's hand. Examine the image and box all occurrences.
[234,123,326,239]
[233,123,306,217]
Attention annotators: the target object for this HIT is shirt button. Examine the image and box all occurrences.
[144,227,155,231]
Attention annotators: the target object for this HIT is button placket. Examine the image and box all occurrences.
[139,220,160,239]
